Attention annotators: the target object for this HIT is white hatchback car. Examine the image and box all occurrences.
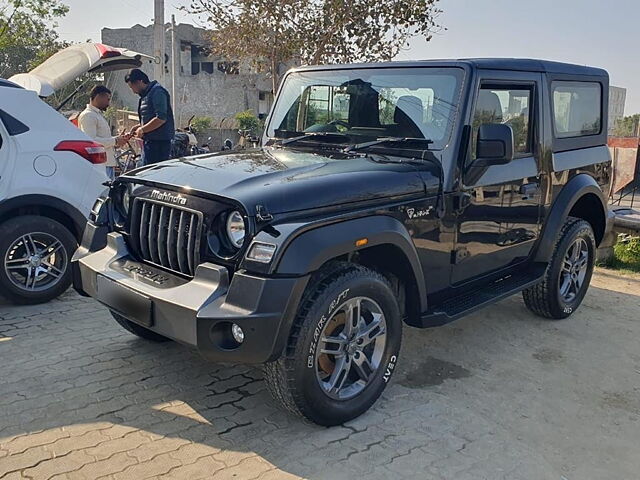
[0,43,151,304]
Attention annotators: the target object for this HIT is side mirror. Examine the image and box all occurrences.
[472,123,514,167]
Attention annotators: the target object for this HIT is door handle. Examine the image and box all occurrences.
[519,183,539,199]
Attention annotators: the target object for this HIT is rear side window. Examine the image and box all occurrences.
[0,109,29,135]
[552,81,601,138]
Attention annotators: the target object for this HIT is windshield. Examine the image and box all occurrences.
[267,67,465,150]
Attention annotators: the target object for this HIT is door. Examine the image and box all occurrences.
[452,72,543,285]
[9,43,154,98]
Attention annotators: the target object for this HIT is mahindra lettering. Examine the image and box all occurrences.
[72,59,612,426]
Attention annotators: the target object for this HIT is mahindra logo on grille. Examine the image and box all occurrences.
[150,190,187,206]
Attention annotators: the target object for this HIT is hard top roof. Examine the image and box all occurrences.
[292,58,608,77]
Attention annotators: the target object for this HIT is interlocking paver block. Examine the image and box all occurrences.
[210,455,274,479]
[44,429,110,456]
[23,449,95,479]
[161,455,226,480]
[0,446,53,477]
[126,436,190,463]
[61,452,137,480]
[112,454,181,480]
[0,428,69,455]
[85,431,153,460]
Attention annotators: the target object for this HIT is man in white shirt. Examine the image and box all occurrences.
[78,86,127,180]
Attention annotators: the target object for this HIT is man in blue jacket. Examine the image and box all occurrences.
[125,69,175,165]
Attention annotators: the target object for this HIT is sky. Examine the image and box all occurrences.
[58,0,640,114]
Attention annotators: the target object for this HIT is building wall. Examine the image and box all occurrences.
[102,23,275,128]
[609,85,627,133]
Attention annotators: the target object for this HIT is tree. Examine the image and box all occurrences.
[182,0,442,93]
[613,114,640,137]
[0,0,69,78]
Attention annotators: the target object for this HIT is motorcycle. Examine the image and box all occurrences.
[171,116,209,158]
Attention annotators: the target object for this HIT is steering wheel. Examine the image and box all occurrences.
[328,119,350,129]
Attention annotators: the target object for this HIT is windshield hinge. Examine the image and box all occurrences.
[256,205,273,222]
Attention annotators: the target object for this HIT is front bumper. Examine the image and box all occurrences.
[73,232,309,364]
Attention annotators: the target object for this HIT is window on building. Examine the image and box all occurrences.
[201,62,214,74]
[191,62,200,75]
[553,81,601,138]
[258,91,272,116]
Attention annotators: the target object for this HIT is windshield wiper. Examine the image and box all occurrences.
[279,132,351,146]
[343,137,433,153]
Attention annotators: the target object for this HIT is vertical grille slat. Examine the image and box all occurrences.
[157,205,168,266]
[130,198,202,277]
[186,213,196,275]
[176,210,188,274]
[138,202,150,260]
[148,204,160,264]
[166,208,178,271]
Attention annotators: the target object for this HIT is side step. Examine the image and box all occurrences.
[420,266,546,328]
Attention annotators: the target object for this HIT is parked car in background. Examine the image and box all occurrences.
[0,43,152,304]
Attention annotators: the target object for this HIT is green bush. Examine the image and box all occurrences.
[235,110,261,134]
[189,116,213,134]
[608,235,640,272]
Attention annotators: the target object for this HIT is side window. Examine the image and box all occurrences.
[0,109,29,136]
[472,86,532,158]
[552,81,601,138]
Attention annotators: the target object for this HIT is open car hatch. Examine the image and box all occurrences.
[9,43,155,97]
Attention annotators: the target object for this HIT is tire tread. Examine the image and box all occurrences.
[263,262,394,422]
[523,217,594,319]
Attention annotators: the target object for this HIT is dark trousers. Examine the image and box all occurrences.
[143,140,172,165]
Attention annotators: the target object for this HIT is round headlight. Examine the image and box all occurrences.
[113,184,131,219]
[121,186,131,215]
[226,211,245,248]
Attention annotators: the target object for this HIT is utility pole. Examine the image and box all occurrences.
[153,0,165,84]
[170,14,178,121]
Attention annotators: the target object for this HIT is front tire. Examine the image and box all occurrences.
[264,263,402,426]
[523,217,596,319]
[0,215,77,304]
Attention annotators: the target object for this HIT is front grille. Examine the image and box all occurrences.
[130,198,203,277]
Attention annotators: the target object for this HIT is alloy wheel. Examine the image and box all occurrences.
[4,232,68,292]
[559,237,589,303]
[315,296,387,400]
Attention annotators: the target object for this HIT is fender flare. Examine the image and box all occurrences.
[271,215,428,312]
[534,174,607,263]
[0,194,87,240]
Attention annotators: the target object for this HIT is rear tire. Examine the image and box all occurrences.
[523,217,596,319]
[110,310,171,342]
[264,263,402,426]
[0,215,77,304]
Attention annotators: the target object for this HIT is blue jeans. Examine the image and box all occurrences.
[143,140,172,166]
[106,166,115,180]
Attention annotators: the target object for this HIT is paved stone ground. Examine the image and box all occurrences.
[1,268,639,480]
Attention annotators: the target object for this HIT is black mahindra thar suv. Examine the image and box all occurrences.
[73,59,612,425]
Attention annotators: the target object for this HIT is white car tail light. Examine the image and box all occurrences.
[54,140,107,164]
